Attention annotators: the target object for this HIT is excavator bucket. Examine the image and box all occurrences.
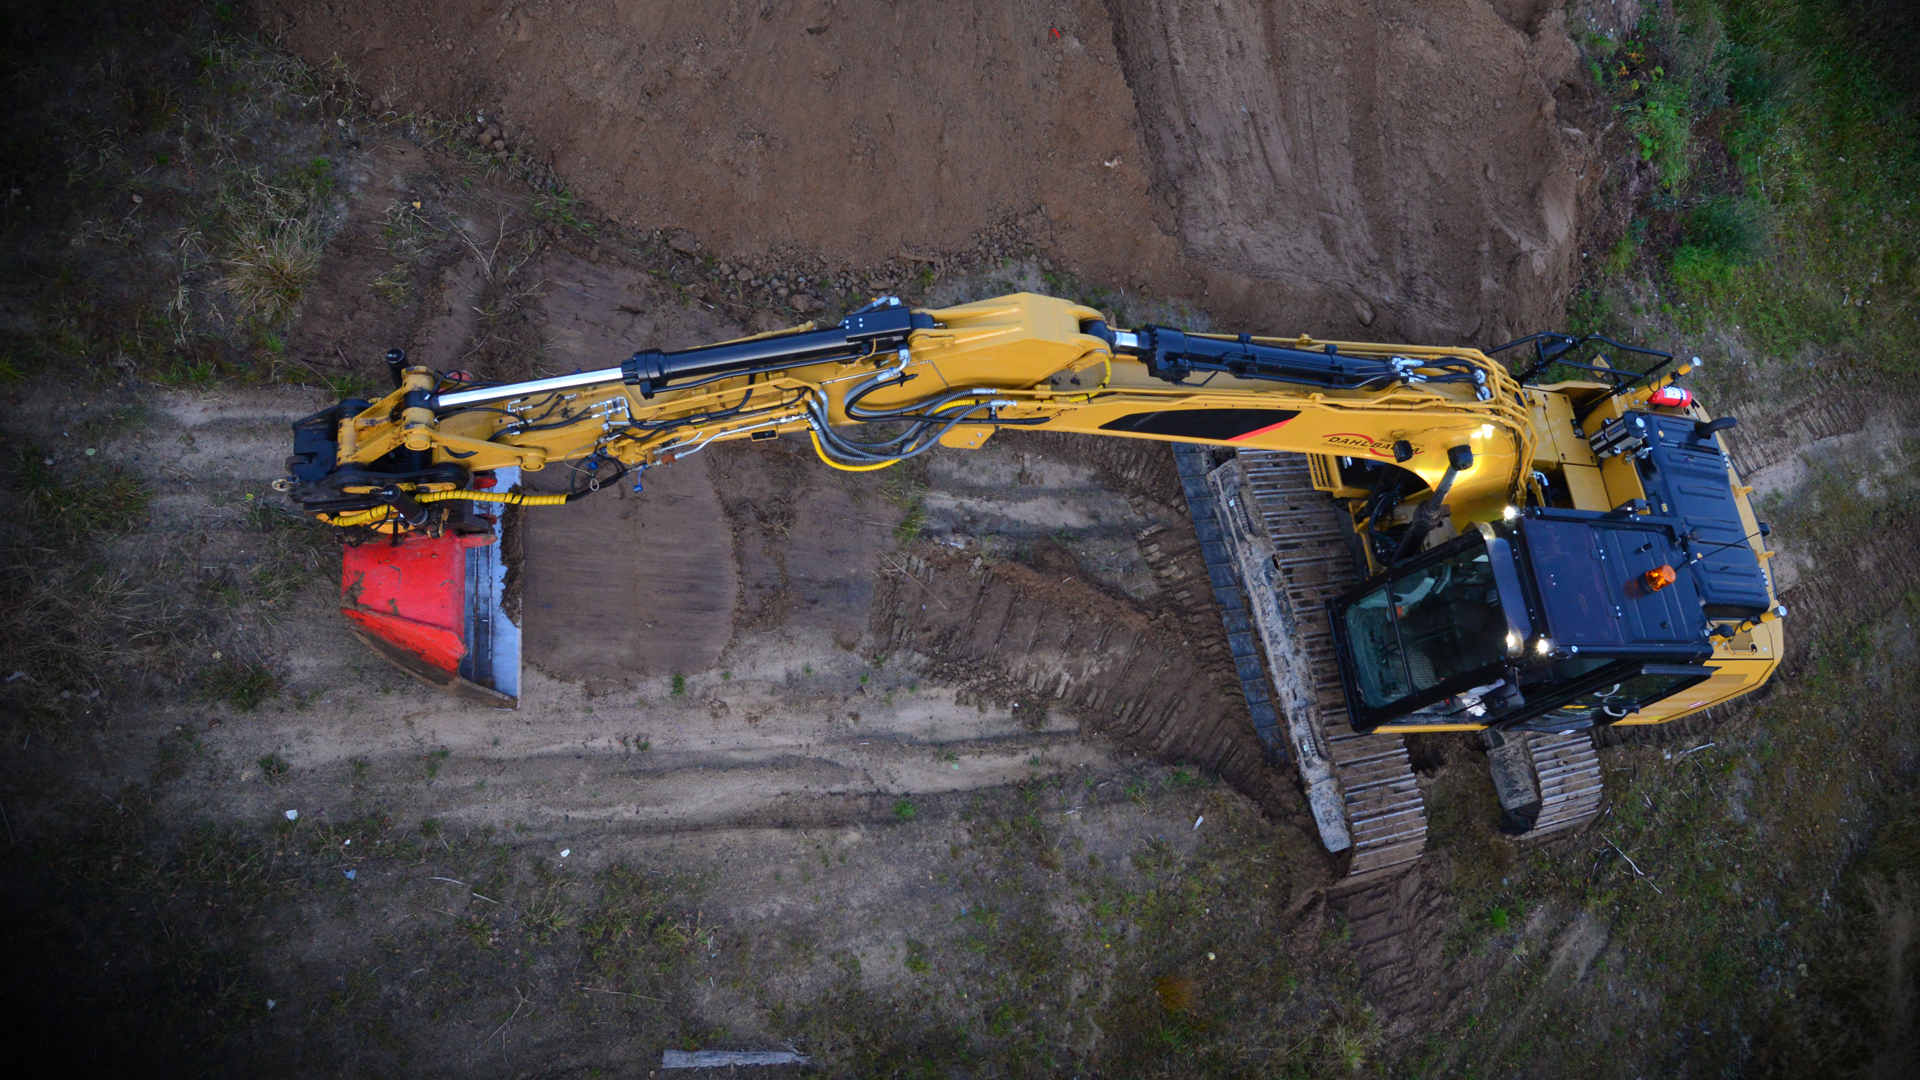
[338,492,519,707]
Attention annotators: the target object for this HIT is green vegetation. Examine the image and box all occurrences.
[203,657,280,711]
[0,11,361,388]
[1571,1,1918,380]
[530,187,592,233]
[881,475,929,542]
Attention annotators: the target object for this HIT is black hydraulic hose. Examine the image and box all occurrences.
[810,397,970,463]
[810,391,1050,467]
[626,382,757,435]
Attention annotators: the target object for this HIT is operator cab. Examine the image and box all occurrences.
[1330,510,1725,734]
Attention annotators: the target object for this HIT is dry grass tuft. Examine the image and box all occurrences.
[221,219,320,322]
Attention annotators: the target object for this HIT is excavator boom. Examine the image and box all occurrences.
[279,292,1781,752]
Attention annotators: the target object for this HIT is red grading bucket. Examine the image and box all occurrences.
[340,524,519,707]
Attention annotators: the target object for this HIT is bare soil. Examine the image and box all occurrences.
[257,0,1597,345]
[0,120,1363,1074]
[7,4,1917,1077]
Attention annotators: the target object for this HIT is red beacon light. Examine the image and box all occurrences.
[1648,385,1693,408]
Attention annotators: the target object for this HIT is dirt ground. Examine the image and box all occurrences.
[0,104,1359,1073]
[257,0,1596,346]
[5,3,1918,1077]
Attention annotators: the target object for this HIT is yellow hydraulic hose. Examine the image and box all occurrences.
[1059,357,1112,403]
[417,490,571,507]
[809,430,901,472]
[317,489,572,527]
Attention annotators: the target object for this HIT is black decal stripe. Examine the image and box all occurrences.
[1098,409,1299,442]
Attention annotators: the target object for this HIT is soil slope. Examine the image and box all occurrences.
[258,0,1594,343]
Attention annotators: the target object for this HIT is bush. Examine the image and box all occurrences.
[1631,74,1696,188]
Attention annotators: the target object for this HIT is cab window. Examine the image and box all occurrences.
[1342,539,1507,711]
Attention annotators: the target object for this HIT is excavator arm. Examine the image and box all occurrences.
[279,292,1780,732]
[287,293,1534,533]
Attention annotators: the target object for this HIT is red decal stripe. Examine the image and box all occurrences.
[1229,416,1297,443]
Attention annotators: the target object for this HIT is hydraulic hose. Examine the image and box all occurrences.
[809,430,902,472]
[317,488,573,528]
[417,490,571,506]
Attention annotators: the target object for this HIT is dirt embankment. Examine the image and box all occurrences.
[258,0,1596,344]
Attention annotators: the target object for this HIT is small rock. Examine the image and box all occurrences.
[491,138,507,151]
[1352,298,1375,326]
[669,231,699,254]
[284,809,298,821]
[867,276,894,290]
[790,293,819,313]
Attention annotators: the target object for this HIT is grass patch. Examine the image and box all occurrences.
[11,452,150,544]
[1575,0,1920,379]
[530,187,592,234]
[773,778,1359,1076]
[0,561,193,728]
[881,475,929,542]
[1672,194,1761,288]
[368,263,410,307]
[242,497,333,603]
[202,657,280,711]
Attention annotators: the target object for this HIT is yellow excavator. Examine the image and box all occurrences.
[278,293,1784,750]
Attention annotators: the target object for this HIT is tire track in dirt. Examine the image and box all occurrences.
[873,546,1306,818]
[1720,377,1920,661]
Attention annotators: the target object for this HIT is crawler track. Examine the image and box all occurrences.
[1520,731,1606,841]
[1201,447,1429,879]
